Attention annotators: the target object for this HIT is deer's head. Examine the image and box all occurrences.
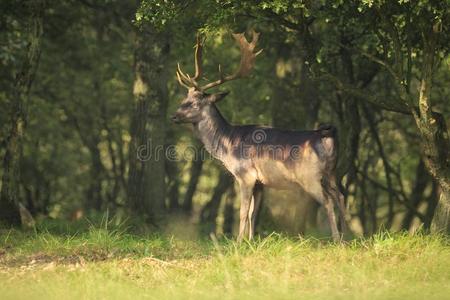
[172,30,262,124]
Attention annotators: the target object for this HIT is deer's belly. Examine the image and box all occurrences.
[222,155,324,192]
[253,160,299,190]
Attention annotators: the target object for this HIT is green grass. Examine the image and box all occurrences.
[1,220,450,300]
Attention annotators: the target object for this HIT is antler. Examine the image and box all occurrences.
[200,30,262,91]
[176,34,203,89]
[176,30,262,91]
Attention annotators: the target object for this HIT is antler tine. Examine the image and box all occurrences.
[175,34,204,90]
[176,70,190,89]
[200,30,262,91]
[177,63,190,83]
[177,63,199,89]
[192,34,203,81]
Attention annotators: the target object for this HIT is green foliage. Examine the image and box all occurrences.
[135,0,180,28]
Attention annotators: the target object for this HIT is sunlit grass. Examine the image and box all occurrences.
[0,221,449,300]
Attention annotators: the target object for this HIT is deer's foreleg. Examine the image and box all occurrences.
[237,182,254,242]
[248,195,255,240]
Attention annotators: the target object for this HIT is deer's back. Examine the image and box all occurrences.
[224,125,337,190]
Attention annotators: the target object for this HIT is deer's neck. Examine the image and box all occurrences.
[194,104,232,160]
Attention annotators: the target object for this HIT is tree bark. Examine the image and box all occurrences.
[166,129,180,211]
[182,149,204,213]
[431,186,450,233]
[0,0,44,226]
[424,181,439,230]
[199,170,234,234]
[62,105,107,212]
[362,103,397,229]
[336,45,361,195]
[86,143,105,211]
[166,160,181,211]
[401,159,429,231]
[223,185,236,235]
[409,25,450,233]
[127,26,170,222]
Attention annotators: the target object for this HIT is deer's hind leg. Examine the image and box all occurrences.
[323,195,340,242]
[321,177,341,242]
[304,176,340,242]
[329,176,348,233]
[248,183,264,239]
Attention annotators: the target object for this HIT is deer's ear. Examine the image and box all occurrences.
[206,91,230,103]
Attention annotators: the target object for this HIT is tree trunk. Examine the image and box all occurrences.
[166,129,180,211]
[431,187,450,233]
[362,103,397,229]
[199,170,233,234]
[63,106,107,213]
[0,0,44,226]
[86,143,105,211]
[166,157,181,211]
[127,26,170,222]
[223,184,236,235]
[336,45,361,194]
[424,181,439,230]
[401,159,429,231]
[418,111,450,233]
[182,146,204,213]
[409,26,450,233]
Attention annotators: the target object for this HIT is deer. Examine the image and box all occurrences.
[172,30,348,242]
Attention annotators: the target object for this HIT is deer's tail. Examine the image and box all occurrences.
[317,123,337,138]
[317,124,339,168]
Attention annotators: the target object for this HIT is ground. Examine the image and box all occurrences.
[0,219,449,300]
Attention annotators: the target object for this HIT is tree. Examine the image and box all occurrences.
[341,1,450,232]
[0,0,44,226]
[127,24,170,221]
[199,169,234,234]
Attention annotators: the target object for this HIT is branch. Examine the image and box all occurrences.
[362,103,396,227]
[264,10,303,31]
[77,0,107,10]
[358,171,426,222]
[376,8,404,78]
[320,72,448,121]
[339,43,402,84]
[318,72,410,114]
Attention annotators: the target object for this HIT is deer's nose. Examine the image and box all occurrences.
[171,114,180,123]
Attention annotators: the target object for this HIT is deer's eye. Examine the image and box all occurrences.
[181,102,192,109]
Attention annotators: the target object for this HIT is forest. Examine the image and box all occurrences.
[0,0,449,299]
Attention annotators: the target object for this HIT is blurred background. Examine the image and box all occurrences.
[1,0,449,238]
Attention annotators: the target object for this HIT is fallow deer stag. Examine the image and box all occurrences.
[172,30,348,242]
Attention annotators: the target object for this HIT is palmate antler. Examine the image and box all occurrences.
[176,30,262,91]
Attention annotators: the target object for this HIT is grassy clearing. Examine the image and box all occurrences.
[0,220,449,300]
